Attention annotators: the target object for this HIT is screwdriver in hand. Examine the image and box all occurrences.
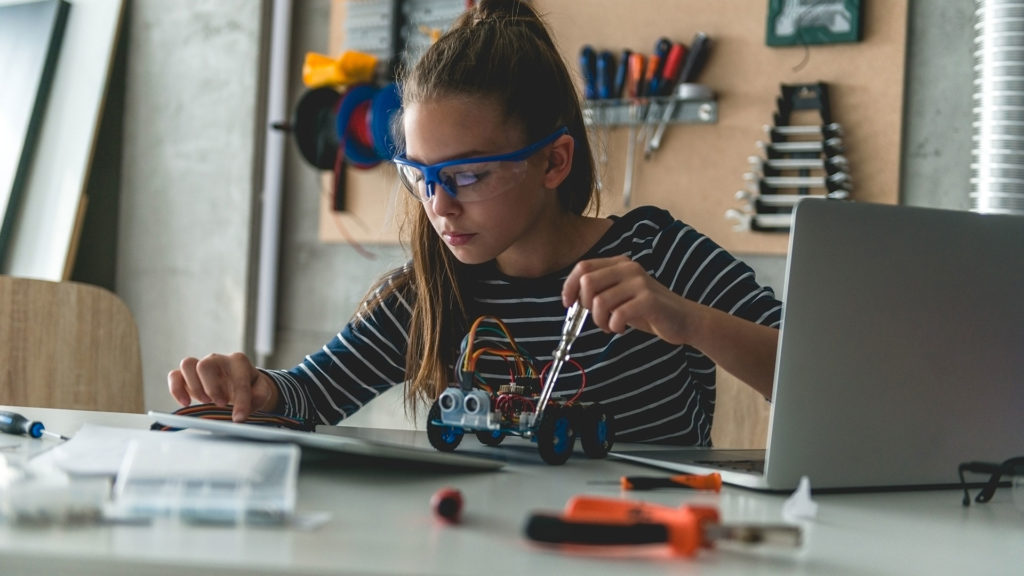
[0,410,68,440]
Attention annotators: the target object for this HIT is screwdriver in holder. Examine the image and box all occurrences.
[579,45,604,192]
[622,52,645,208]
[645,32,711,159]
[0,410,68,440]
[525,496,802,558]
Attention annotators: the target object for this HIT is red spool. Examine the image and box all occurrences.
[346,100,374,150]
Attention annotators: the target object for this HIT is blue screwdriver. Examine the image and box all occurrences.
[0,410,67,440]
[579,45,597,100]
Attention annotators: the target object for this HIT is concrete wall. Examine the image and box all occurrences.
[116,0,264,412]
[103,0,975,425]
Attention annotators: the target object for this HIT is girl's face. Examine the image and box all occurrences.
[402,96,568,275]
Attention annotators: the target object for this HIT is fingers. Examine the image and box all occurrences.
[167,353,263,422]
[226,353,257,422]
[564,255,687,338]
[588,279,643,333]
[167,366,194,407]
[562,255,626,307]
[194,352,257,422]
[177,356,213,405]
[565,256,645,332]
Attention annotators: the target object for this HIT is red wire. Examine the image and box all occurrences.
[538,358,587,405]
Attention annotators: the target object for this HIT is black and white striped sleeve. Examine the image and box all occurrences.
[263,290,412,425]
[648,216,782,328]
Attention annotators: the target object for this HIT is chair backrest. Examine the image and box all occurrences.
[0,275,143,413]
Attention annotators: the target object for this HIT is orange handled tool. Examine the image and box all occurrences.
[626,52,646,98]
[622,52,647,207]
[643,54,660,99]
[621,471,722,491]
[525,496,801,557]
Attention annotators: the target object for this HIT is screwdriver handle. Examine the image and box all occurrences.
[644,54,660,99]
[579,45,597,100]
[680,32,711,84]
[621,472,722,491]
[648,37,671,96]
[525,514,669,546]
[613,49,631,99]
[0,410,44,438]
[658,42,687,96]
[627,52,645,99]
[537,495,717,557]
[596,50,614,100]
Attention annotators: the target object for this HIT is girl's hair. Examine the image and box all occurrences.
[366,0,598,416]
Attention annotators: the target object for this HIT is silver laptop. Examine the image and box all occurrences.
[611,200,1024,492]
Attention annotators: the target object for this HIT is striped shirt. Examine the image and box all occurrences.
[266,206,782,445]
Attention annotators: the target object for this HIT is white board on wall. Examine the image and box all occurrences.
[0,0,123,281]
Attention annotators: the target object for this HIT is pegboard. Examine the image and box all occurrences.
[320,0,906,255]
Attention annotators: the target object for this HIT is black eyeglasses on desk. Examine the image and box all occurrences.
[958,457,1024,507]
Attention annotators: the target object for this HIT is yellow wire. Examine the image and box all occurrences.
[463,315,520,371]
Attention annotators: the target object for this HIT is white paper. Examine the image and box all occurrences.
[33,423,206,476]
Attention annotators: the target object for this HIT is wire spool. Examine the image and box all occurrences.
[370,82,401,159]
[335,82,402,169]
[292,87,343,170]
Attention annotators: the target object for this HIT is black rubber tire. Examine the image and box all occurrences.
[475,429,505,446]
[579,403,615,458]
[426,401,464,452]
[536,405,576,465]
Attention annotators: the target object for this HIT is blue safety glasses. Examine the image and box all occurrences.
[393,127,569,203]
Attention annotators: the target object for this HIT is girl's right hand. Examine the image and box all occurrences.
[167,352,279,422]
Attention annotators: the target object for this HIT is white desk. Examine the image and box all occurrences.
[1,406,1021,576]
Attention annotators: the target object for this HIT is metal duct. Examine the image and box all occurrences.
[972,0,1024,214]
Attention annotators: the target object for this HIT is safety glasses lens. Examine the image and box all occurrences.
[399,161,528,203]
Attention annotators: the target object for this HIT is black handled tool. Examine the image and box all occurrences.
[621,472,722,491]
[525,496,801,558]
[679,31,711,84]
[613,49,631,99]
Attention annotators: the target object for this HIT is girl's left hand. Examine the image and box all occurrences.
[562,255,696,345]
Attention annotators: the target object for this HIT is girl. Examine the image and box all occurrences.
[168,0,781,445]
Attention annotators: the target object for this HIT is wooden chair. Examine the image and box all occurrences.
[0,275,143,413]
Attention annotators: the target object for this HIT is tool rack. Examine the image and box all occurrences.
[582,93,718,127]
[727,82,851,232]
